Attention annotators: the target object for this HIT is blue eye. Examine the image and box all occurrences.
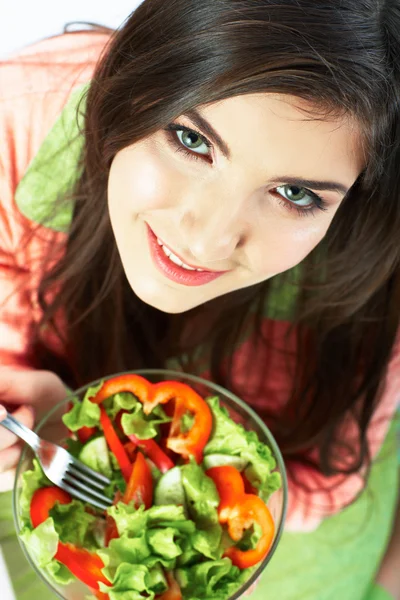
[276,184,316,208]
[175,128,210,156]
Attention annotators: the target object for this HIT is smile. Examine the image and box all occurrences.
[157,239,205,272]
[146,224,229,287]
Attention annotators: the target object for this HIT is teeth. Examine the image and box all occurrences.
[158,240,204,272]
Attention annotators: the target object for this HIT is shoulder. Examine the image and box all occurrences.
[0,32,110,251]
[0,31,110,181]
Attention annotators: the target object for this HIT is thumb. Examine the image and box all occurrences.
[0,404,6,421]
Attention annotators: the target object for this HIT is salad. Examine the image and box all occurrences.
[18,374,282,600]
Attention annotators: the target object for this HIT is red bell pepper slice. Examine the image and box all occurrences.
[127,435,174,473]
[91,374,151,406]
[55,543,110,590]
[91,375,212,464]
[30,486,72,529]
[124,441,137,461]
[205,466,245,519]
[123,451,153,508]
[99,406,132,482]
[156,571,182,600]
[30,487,110,591]
[206,466,275,569]
[147,381,213,463]
[77,426,97,444]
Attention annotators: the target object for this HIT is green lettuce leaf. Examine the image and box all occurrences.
[62,383,102,431]
[45,560,75,585]
[19,458,50,522]
[104,392,140,418]
[176,558,246,600]
[147,527,183,559]
[99,563,153,600]
[20,518,58,567]
[146,505,188,524]
[121,404,171,441]
[121,408,159,440]
[236,522,262,551]
[145,564,168,595]
[205,397,281,501]
[49,500,98,549]
[64,437,84,458]
[107,504,148,537]
[192,524,223,560]
[181,459,219,527]
[99,534,151,574]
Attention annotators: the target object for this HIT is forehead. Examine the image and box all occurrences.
[201,93,364,183]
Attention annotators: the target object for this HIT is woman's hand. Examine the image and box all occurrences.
[0,367,67,492]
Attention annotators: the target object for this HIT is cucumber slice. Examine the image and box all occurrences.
[79,436,112,478]
[154,467,187,512]
[202,453,248,471]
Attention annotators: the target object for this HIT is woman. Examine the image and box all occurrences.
[0,1,399,598]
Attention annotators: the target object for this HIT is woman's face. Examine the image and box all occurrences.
[108,93,363,313]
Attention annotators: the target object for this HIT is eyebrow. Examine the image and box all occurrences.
[185,109,231,158]
[184,111,350,196]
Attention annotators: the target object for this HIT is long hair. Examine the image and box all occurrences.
[33,0,400,489]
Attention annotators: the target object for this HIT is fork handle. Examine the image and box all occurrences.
[0,411,40,451]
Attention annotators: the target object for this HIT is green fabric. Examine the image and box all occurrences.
[250,419,399,600]
[0,419,397,600]
[14,84,87,232]
[364,584,394,600]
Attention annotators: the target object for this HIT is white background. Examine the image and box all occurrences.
[0,0,144,57]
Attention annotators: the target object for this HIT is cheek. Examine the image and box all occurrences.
[108,144,175,214]
[251,218,329,276]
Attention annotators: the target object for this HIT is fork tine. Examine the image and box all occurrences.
[67,464,110,491]
[60,480,112,511]
[63,472,113,505]
[69,456,111,485]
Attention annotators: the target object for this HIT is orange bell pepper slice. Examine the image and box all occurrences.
[30,487,110,591]
[123,451,153,508]
[91,375,212,464]
[206,466,275,569]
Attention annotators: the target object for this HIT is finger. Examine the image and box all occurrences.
[0,468,16,493]
[0,368,66,413]
[0,404,6,421]
[0,444,21,473]
[0,405,35,451]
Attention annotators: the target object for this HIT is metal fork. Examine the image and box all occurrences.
[1,410,113,510]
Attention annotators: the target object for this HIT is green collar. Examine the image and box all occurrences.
[14,84,88,232]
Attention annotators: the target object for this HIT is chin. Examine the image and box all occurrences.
[127,274,197,314]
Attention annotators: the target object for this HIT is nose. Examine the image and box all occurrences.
[180,184,249,265]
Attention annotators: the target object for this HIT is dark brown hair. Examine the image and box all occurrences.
[33,0,400,499]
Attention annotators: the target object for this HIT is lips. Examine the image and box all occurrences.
[146,224,228,287]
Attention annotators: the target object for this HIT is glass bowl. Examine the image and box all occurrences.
[13,369,288,600]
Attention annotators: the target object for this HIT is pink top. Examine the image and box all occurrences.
[1,32,399,532]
